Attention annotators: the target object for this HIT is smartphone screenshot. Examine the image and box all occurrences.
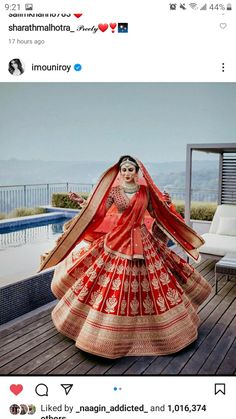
[0,1,235,418]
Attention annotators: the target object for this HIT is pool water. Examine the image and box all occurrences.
[0,218,69,285]
[0,219,66,250]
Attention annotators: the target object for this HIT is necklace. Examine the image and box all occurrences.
[122,184,139,193]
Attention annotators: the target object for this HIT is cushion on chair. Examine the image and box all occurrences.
[216,217,236,236]
[200,233,236,256]
[209,204,236,233]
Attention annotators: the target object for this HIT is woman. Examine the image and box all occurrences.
[8,59,24,76]
[40,156,211,359]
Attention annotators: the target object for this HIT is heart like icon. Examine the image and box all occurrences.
[98,23,108,32]
[220,23,227,29]
[10,384,23,395]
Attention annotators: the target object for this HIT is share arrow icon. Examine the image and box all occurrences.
[61,384,73,395]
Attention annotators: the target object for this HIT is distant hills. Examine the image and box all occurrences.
[0,159,218,190]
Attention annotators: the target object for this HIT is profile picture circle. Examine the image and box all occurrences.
[8,58,25,76]
[28,405,36,415]
[20,404,28,415]
[9,404,20,415]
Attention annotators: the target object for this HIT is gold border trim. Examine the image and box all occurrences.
[104,242,145,260]
[39,164,119,271]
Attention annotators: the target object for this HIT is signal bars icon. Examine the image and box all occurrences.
[200,3,207,10]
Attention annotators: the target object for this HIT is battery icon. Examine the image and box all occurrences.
[227,3,232,10]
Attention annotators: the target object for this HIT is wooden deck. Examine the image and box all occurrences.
[0,255,235,376]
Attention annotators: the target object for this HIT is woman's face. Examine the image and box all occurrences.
[120,163,137,183]
[11,60,18,69]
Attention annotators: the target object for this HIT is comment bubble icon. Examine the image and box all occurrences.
[35,384,48,397]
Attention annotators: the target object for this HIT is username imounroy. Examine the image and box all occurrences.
[32,64,71,72]
[9,24,71,31]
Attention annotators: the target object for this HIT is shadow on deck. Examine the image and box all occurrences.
[0,255,235,376]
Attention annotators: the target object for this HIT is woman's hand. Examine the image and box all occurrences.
[163,191,172,205]
[68,192,84,204]
[40,251,49,264]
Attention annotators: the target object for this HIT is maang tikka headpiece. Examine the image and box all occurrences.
[120,158,138,169]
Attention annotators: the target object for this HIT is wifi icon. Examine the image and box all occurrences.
[189,3,198,9]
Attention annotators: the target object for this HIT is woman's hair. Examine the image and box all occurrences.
[118,155,139,173]
[8,59,24,75]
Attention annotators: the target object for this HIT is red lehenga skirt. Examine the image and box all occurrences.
[51,225,212,358]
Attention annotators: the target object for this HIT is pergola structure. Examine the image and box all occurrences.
[185,143,236,224]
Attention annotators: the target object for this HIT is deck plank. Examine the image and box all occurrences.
[5,333,65,375]
[123,356,157,375]
[0,314,52,348]
[70,357,108,375]
[198,316,236,374]
[86,359,120,375]
[0,301,55,338]
[104,357,141,375]
[27,338,76,375]
[0,327,58,372]
[216,339,236,375]
[0,321,54,358]
[180,298,236,374]
[48,351,90,375]
[28,343,79,375]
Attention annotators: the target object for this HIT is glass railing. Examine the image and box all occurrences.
[0,183,220,215]
[0,182,93,214]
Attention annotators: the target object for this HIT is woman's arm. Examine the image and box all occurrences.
[105,189,114,210]
[63,189,114,233]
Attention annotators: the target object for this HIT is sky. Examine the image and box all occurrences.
[0,83,236,162]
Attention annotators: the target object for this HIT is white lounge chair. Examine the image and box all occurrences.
[199,204,236,257]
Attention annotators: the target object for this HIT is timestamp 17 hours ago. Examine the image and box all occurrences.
[9,38,45,45]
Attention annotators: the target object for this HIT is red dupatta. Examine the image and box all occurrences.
[39,158,204,271]
[39,162,119,271]
[137,160,204,260]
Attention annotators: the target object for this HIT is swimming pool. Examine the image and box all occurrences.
[0,217,69,286]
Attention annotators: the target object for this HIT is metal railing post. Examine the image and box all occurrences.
[46,184,50,205]
[23,185,26,208]
[185,145,192,225]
